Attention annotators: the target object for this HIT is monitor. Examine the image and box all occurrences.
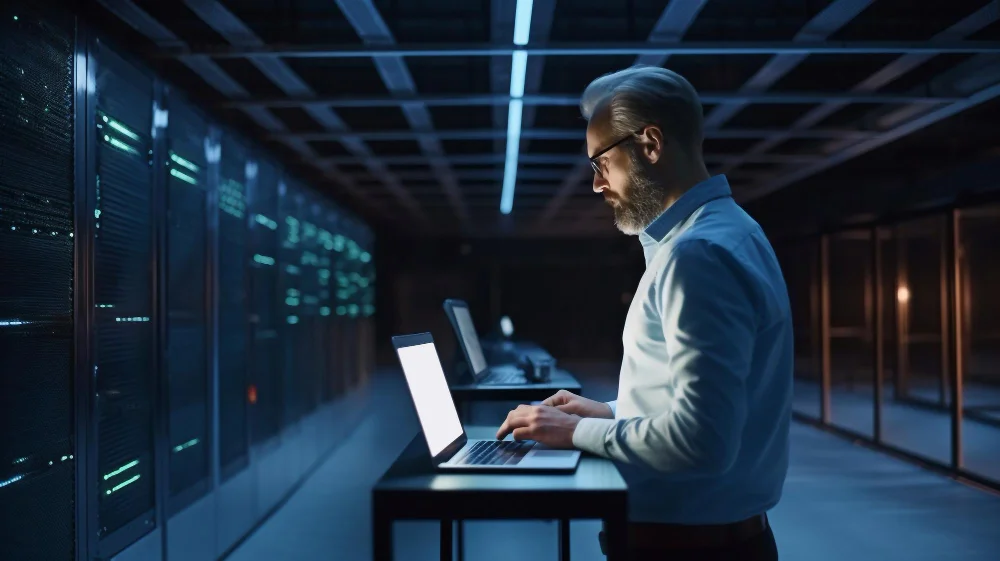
[443,299,488,378]
[393,335,464,458]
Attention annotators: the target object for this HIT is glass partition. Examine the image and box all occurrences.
[774,202,1000,492]
[826,230,874,437]
[959,206,1000,483]
[879,217,951,464]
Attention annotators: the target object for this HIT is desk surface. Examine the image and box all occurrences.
[372,427,626,520]
[449,369,582,400]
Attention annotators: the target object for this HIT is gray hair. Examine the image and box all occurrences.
[580,65,704,153]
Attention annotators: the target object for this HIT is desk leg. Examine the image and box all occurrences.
[440,519,453,561]
[602,518,626,561]
[456,521,464,561]
[372,509,392,561]
[559,519,570,561]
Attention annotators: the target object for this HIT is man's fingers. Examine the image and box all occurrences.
[541,390,568,407]
[496,410,515,439]
[496,419,509,440]
[512,427,533,441]
[497,409,528,439]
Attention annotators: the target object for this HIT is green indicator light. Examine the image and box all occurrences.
[169,168,197,185]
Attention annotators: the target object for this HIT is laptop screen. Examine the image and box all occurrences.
[452,305,488,376]
[396,341,464,457]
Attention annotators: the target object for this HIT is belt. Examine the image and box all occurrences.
[610,514,768,551]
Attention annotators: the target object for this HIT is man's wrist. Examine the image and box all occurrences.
[572,417,617,456]
[604,400,617,418]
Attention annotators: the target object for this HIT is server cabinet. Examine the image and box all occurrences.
[163,93,211,510]
[90,43,158,556]
[0,4,77,560]
[217,135,250,481]
[248,160,282,447]
[279,183,306,427]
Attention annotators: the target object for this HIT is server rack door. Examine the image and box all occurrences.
[279,184,305,426]
[0,4,77,560]
[217,135,249,481]
[248,161,281,446]
[299,196,323,415]
[163,95,211,510]
[318,211,338,403]
[91,43,158,553]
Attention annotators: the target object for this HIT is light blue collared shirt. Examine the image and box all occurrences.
[573,175,794,524]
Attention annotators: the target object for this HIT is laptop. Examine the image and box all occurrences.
[392,332,581,472]
[443,299,527,385]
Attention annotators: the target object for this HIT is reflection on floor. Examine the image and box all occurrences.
[793,379,1000,482]
[226,366,1000,561]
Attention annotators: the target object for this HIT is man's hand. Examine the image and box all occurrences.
[496,405,581,449]
[542,390,614,419]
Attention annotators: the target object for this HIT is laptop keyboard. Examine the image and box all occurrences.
[455,440,531,466]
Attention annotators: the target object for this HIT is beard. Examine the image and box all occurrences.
[607,148,670,236]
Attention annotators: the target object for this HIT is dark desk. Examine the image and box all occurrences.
[372,427,628,561]
[450,369,583,414]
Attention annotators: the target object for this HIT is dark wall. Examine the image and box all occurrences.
[374,236,647,364]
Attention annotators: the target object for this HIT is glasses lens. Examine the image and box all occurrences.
[590,159,601,176]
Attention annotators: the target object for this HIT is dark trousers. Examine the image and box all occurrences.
[602,522,778,561]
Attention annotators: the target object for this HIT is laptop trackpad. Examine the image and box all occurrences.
[531,450,577,458]
[522,446,580,469]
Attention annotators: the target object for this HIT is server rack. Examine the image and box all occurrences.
[3,5,379,560]
[1,5,77,560]
[90,42,158,557]
[163,92,212,514]
[216,136,250,482]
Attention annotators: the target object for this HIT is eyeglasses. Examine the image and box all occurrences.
[589,129,644,177]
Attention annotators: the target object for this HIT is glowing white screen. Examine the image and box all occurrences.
[453,306,488,375]
[396,342,464,457]
[500,316,514,337]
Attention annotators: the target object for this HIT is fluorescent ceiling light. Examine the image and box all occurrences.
[513,0,533,45]
[500,99,523,214]
[501,0,533,215]
[509,51,527,98]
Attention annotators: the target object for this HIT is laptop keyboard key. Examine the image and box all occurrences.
[457,440,529,466]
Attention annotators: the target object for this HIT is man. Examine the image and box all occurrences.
[496,65,793,560]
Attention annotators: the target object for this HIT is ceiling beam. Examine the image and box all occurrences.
[334,0,469,231]
[377,168,567,181]
[155,40,1000,59]
[703,0,873,130]
[743,80,1000,202]
[182,0,426,224]
[269,127,874,142]
[316,153,824,166]
[97,0,386,219]
[720,2,999,178]
[222,91,961,109]
[635,0,710,67]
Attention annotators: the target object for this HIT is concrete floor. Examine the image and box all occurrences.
[226,365,1000,561]
[793,379,1000,482]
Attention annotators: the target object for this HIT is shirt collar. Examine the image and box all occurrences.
[639,174,732,264]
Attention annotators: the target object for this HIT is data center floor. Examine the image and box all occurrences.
[226,364,1000,561]
[794,379,1000,482]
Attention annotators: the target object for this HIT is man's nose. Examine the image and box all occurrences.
[592,172,607,193]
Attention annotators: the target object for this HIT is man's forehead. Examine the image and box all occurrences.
[585,104,614,153]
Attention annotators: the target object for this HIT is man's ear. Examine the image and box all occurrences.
[638,125,665,165]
